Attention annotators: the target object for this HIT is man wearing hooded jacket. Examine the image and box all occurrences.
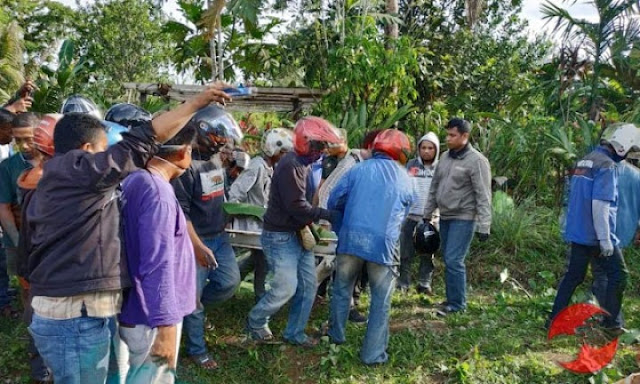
[398,132,440,295]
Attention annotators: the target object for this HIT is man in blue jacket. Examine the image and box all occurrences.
[548,123,640,333]
[327,129,414,365]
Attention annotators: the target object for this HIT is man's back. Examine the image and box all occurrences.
[27,125,158,297]
[329,155,414,265]
[120,170,196,327]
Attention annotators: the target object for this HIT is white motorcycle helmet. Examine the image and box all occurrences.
[261,128,294,157]
[601,123,640,157]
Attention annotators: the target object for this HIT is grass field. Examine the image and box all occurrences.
[2,244,640,384]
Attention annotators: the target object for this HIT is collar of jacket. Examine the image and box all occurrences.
[596,145,624,163]
[449,143,471,159]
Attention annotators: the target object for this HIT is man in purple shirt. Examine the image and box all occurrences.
[119,124,198,383]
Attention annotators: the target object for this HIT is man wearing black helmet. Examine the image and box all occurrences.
[170,105,243,370]
[105,103,153,130]
[24,85,231,384]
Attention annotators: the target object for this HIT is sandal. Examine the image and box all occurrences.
[246,326,276,343]
[190,353,218,370]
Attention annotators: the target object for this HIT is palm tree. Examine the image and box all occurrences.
[541,0,640,121]
[0,21,25,104]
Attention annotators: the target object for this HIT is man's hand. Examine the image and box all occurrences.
[190,82,233,110]
[4,96,33,113]
[151,325,177,369]
[599,239,614,257]
[477,233,489,242]
[17,80,36,97]
[194,243,218,269]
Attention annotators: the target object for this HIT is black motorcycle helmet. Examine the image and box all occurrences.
[187,105,243,158]
[414,221,440,254]
[60,95,102,119]
[104,103,152,129]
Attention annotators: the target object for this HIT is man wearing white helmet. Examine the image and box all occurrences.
[228,128,293,300]
[548,123,640,334]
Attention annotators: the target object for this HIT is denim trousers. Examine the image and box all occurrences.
[550,243,628,328]
[0,241,10,308]
[119,322,183,384]
[29,313,112,384]
[398,218,434,289]
[439,219,475,311]
[183,232,240,357]
[591,259,625,327]
[247,230,317,344]
[238,249,268,300]
[328,253,396,365]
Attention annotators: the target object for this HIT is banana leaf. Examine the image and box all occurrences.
[223,202,266,220]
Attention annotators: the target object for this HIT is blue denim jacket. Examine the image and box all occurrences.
[328,153,414,266]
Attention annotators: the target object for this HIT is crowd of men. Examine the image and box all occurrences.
[1,80,639,384]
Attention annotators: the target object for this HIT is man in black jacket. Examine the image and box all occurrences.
[246,116,341,347]
[24,86,230,384]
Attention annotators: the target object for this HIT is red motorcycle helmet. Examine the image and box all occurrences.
[372,129,412,165]
[293,116,341,156]
[34,114,63,157]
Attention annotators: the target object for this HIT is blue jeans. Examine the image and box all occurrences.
[591,259,625,327]
[550,243,628,328]
[440,219,475,311]
[183,232,239,357]
[247,230,317,344]
[0,242,9,308]
[398,218,434,289]
[29,313,112,384]
[328,254,395,365]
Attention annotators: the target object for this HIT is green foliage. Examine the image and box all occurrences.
[75,0,172,101]
[0,21,25,103]
[29,40,87,113]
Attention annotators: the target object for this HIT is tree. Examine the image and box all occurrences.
[542,0,640,121]
[74,0,172,101]
[0,21,25,103]
[1,0,78,66]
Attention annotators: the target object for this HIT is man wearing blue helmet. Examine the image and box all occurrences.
[170,105,243,370]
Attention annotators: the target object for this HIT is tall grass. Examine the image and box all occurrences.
[468,193,566,287]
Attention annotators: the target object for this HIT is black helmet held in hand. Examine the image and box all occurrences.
[104,103,152,129]
[414,221,440,254]
[187,105,243,158]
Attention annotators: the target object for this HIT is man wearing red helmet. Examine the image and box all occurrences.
[326,129,415,365]
[0,113,40,317]
[246,116,341,347]
[14,114,60,384]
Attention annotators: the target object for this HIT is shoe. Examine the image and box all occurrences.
[435,305,463,317]
[434,301,449,309]
[603,327,627,339]
[416,285,433,296]
[348,308,368,324]
[284,336,319,349]
[396,285,409,294]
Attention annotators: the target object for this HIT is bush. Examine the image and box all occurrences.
[467,193,566,288]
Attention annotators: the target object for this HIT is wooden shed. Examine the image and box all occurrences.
[123,83,326,118]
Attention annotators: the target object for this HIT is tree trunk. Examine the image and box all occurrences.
[385,0,398,42]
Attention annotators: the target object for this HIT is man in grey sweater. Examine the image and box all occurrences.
[423,118,491,315]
